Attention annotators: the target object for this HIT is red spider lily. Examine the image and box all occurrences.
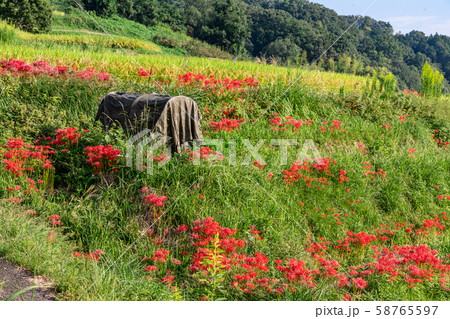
[275,258,316,288]
[74,249,104,261]
[431,130,449,148]
[355,142,369,154]
[422,219,445,230]
[149,249,170,263]
[222,108,237,118]
[161,275,175,285]
[151,153,170,162]
[144,265,157,272]
[269,114,314,131]
[282,157,343,187]
[85,145,120,173]
[171,258,181,265]
[403,89,421,96]
[141,188,168,207]
[249,225,262,240]
[49,214,62,226]
[0,58,110,82]
[362,162,387,178]
[50,128,81,146]
[209,118,246,132]
[1,138,54,177]
[253,161,265,169]
[137,68,155,77]
[176,72,258,95]
[352,277,368,289]
[187,147,225,161]
[175,225,189,232]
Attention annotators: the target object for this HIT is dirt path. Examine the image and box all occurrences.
[0,257,56,301]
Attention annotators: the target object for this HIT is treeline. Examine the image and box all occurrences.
[6,0,449,92]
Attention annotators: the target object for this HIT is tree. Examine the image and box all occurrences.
[0,0,52,33]
[82,0,117,17]
[187,0,249,55]
[264,38,300,64]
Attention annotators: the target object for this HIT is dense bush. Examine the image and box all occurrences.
[421,61,444,98]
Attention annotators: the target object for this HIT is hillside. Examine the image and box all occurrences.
[45,0,450,93]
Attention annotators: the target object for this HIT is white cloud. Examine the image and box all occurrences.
[387,15,450,36]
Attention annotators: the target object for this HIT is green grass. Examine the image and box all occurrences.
[0,19,449,301]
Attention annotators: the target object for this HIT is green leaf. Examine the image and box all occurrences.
[2,285,40,301]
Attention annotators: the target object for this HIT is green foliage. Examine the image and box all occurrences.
[366,71,398,98]
[186,0,249,55]
[264,38,301,64]
[0,20,16,43]
[421,61,444,98]
[81,0,118,17]
[51,6,232,58]
[0,0,51,33]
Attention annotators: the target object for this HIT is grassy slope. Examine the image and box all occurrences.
[0,19,450,301]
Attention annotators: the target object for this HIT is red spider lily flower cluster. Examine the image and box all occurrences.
[398,114,411,123]
[253,161,265,170]
[176,72,258,95]
[1,138,54,177]
[269,113,314,131]
[382,123,392,131]
[141,187,168,207]
[137,68,155,77]
[138,215,450,297]
[282,157,345,187]
[210,118,246,132]
[85,145,120,173]
[362,162,387,178]
[222,107,237,118]
[0,58,110,82]
[368,245,450,289]
[151,153,170,162]
[249,225,262,240]
[6,179,42,199]
[355,142,369,154]
[403,89,421,96]
[74,249,105,261]
[187,146,225,161]
[50,128,81,147]
[334,231,378,251]
[320,120,347,133]
[49,214,62,226]
[175,225,189,232]
[431,130,449,148]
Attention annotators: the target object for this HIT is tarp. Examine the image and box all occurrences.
[95,92,203,152]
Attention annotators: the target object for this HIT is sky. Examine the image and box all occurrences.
[311,0,450,36]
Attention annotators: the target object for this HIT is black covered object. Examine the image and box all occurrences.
[95,92,203,152]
